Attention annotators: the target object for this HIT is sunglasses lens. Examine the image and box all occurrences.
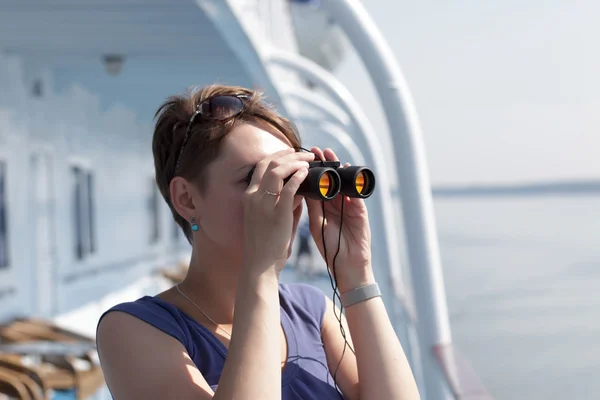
[201,96,245,120]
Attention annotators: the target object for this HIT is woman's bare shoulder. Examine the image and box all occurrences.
[97,310,215,399]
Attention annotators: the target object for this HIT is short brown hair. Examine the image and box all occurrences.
[152,84,302,242]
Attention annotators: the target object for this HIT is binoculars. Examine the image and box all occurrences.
[246,161,376,201]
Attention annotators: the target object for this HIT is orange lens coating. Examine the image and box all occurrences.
[319,173,331,197]
[355,171,366,194]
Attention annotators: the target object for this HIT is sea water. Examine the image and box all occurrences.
[435,195,599,400]
[283,194,600,400]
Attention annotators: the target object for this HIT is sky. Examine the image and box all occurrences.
[334,0,600,186]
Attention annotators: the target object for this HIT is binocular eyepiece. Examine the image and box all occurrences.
[246,161,376,201]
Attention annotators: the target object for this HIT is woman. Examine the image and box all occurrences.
[96,85,420,400]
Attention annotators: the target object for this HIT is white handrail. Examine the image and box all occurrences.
[266,53,415,321]
[274,81,423,387]
[317,0,454,398]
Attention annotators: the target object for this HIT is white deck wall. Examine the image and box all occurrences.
[0,51,189,325]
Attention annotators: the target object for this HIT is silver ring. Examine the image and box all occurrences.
[264,189,280,196]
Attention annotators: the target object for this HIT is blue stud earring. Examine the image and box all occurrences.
[190,216,199,232]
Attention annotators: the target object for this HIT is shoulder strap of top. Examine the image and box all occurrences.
[279,283,327,330]
[97,296,192,350]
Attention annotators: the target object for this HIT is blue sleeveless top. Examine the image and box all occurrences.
[99,283,345,399]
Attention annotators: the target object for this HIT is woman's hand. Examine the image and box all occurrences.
[304,147,374,292]
[242,148,315,274]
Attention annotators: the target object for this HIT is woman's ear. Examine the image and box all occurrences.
[169,176,201,221]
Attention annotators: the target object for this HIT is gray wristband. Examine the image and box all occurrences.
[340,283,381,308]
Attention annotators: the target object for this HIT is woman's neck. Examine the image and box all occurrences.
[179,246,241,325]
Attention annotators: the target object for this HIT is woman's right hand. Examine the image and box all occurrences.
[242,148,315,273]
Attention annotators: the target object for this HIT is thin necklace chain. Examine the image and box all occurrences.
[176,284,232,338]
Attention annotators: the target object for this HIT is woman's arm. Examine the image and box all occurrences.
[96,268,282,400]
[304,146,420,399]
[97,311,215,399]
[214,269,282,399]
[321,279,420,400]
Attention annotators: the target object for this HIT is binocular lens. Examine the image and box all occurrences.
[337,166,375,198]
[302,169,339,200]
[319,172,331,198]
[355,171,366,194]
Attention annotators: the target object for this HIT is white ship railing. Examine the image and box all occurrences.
[266,0,493,398]
[264,51,424,387]
[316,0,453,397]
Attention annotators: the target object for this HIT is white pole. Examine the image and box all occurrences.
[318,0,454,398]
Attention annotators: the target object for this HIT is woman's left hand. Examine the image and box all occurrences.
[304,147,375,293]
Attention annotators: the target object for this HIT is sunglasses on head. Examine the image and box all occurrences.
[173,94,251,174]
